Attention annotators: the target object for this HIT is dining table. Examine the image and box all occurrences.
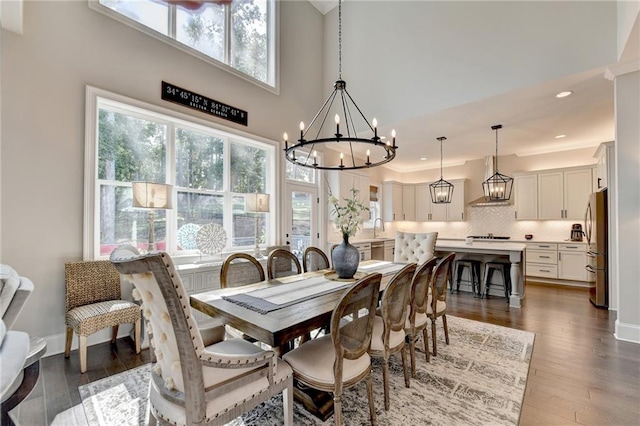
[189,259,407,421]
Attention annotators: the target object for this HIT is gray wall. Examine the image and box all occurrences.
[0,1,324,342]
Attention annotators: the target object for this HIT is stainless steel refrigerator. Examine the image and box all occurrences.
[585,189,608,308]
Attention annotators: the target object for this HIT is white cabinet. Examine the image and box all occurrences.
[328,171,370,221]
[594,141,614,191]
[384,240,394,261]
[533,167,592,220]
[514,173,538,220]
[383,181,414,221]
[352,242,372,261]
[558,243,588,281]
[402,184,416,221]
[414,179,466,222]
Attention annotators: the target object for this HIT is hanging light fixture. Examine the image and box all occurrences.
[482,124,513,201]
[282,0,396,171]
[429,136,454,203]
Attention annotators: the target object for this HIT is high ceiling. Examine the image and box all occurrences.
[308,0,637,173]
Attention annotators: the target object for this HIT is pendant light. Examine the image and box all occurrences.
[429,136,454,203]
[482,124,513,201]
[282,0,396,171]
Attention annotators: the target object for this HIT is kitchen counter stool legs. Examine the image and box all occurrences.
[453,260,482,296]
[482,262,511,301]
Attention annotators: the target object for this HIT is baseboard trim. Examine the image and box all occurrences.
[614,319,640,344]
[526,278,589,288]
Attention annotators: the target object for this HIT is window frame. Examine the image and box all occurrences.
[84,85,278,261]
[88,0,279,94]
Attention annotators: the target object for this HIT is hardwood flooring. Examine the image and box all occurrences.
[11,282,640,425]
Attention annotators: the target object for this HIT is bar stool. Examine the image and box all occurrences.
[482,261,511,300]
[453,259,482,296]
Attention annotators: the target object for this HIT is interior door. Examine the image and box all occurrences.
[284,183,319,262]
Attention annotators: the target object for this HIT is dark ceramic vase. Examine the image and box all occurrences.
[332,234,360,279]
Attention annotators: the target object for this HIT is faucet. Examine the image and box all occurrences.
[373,218,385,238]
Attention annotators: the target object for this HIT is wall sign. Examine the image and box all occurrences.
[161,81,248,126]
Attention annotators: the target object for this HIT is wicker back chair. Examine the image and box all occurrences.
[64,260,141,373]
[369,262,416,410]
[302,246,330,273]
[428,252,456,356]
[220,253,265,288]
[283,273,381,426]
[110,247,293,425]
[405,256,438,373]
[267,248,302,280]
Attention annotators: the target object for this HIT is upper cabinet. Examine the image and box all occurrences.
[383,181,415,221]
[515,166,592,220]
[391,179,466,222]
[402,184,416,221]
[594,141,614,192]
[328,171,371,221]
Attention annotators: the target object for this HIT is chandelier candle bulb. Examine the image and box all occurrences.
[299,122,304,140]
[335,114,340,136]
[340,152,344,168]
[366,149,370,165]
[392,129,396,147]
[283,132,288,150]
[372,118,378,139]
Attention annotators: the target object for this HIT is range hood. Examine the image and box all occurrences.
[468,156,512,207]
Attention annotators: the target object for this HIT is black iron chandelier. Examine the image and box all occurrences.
[283,0,396,171]
[482,124,513,201]
[429,136,454,204]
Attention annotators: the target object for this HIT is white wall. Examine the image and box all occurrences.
[617,0,640,60]
[0,1,324,344]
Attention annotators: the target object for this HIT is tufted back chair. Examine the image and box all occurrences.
[393,231,438,264]
[110,246,293,425]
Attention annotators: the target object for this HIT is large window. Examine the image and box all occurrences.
[85,87,276,260]
[91,0,276,89]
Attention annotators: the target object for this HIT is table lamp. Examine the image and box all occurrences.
[245,193,270,257]
[132,182,173,251]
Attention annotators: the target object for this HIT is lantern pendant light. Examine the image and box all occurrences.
[482,124,513,201]
[429,136,454,203]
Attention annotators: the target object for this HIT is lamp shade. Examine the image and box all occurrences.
[132,182,173,209]
[245,193,270,213]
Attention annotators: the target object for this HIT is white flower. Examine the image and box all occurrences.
[328,187,369,238]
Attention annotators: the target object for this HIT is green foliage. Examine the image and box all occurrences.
[329,187,370,238]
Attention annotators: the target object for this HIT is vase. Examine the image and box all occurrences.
[332,234,360,279]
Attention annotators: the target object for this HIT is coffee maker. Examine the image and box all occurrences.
[570,223,584,241]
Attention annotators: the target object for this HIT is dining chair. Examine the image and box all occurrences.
[220,252,265,288]
[110,246,293,426]
[405,256,438,374]
[369,262,416,410]
[302,246,330,272]
[283,273,382,426]
[267,248,302,279]
[428,252,456,356]
[64,260,141,373]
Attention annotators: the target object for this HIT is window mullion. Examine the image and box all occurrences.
[225,3,232,66]
[168,4,176,39]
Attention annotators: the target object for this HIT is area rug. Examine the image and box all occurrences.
[80,316,534,425]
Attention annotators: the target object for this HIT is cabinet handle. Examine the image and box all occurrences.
[393,213,395,220]
[403,214,406,220]
[540,256,550,259]
[597,177,602,189]
[539,245,550,248]
[565,246,578,249]
[540,269,551,273]
[515,211,517,219]
[559,253,561,261]
[461,212,464,220]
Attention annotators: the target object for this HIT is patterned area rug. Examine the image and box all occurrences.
[79,316,534,425]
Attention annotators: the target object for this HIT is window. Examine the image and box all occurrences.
[92,0,276,89]
[85,87,276,260]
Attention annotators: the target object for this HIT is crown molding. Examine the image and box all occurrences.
[604,60,640,80]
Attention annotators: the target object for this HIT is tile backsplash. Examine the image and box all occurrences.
[377,205,579,242]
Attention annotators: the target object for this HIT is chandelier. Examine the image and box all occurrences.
[429,136,454,204]
[482,124,513,201]
[283,0,396,171]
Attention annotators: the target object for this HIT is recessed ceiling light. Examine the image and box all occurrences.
[556,91,573,98]
[420,157,427,161]
[555,134,566,139]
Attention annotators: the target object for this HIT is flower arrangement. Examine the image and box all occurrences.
[329,187,370,239]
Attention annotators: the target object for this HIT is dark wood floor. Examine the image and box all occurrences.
[12,282,640,425]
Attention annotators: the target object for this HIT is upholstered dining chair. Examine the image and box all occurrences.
[302,246,330,273]
[394,231,438,264]
[64,260,141,373]
[370,262,416,411]
[267,248,302,279]
[283,273,381,426]
[110,247,293,426]
[220,253,265,288]
[405,256,438,374]
[428,252,456,356]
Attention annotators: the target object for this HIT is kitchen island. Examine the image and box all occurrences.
[435,240,527,308]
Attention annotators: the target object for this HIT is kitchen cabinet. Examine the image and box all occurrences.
[594,141,614,191]
[558,243,588,281]
[415,179,466,221]
[525,243,558,279]
[328,171,371,221]
[514,173,538,220]
[383,181,414,221]
[536,167,592,220]
[384,240,394,261]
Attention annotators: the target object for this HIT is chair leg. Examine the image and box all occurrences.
[431,318,438,356]
[134,319,141,354]
[282,382,293,426]
[421,327,430,363]
[443,314,450,345]
[64,327,73,358]
[400,345,410,388]
[382,354,390,411]
[333,393,343,426]
[365,373,377,426]
[408,335,417,377]
[79,335,88,374]
[111,325,119,343]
